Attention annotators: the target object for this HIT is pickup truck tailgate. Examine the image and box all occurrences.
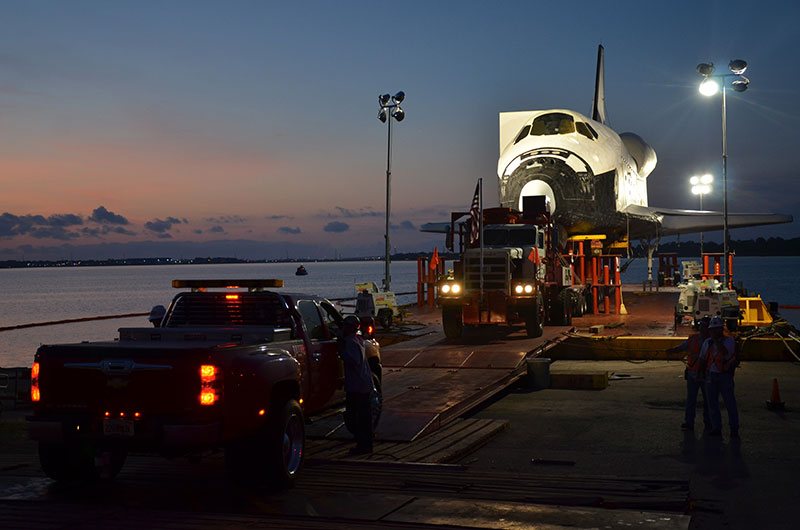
[35,341,213,416]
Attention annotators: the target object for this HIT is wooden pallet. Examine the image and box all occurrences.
[307,417,508,463]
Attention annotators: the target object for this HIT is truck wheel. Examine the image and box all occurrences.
[442,306,463,339]
[264,398,305,490]
[371,373,383,430]
[39,442,79,481]
[572,291,586,317]
[39,442,124,481]
[378,309,393,330]
[526,293,545,338]
[227,398,305,490]
[552,289,572,326]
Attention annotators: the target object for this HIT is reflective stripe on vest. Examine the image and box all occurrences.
[686,334,703,372]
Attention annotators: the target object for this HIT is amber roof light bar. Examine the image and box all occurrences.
[172,279,284,292]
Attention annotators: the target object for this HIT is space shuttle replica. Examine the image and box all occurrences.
[426,46,792,245]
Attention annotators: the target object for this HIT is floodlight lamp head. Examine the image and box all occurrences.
[701,173,713,185]
[728,59,747,75]
[690,176,700,185]
[699,78,719,96]
[392,91,405,104]
[391,107,405,122]
[731,79,749,92]
[379,94,391,105]
[696,63,715,76]
[691,185,702,195]
[378,109,387,123]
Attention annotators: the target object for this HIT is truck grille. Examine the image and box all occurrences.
[464,254,510,292]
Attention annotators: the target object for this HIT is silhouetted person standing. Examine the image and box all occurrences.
[339,315,374,455]
[698,317,739,437]
[668,315,711,431]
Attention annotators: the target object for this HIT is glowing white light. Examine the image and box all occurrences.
[699,79,719,97]
[690,176,699,185]
[452,284,461,294]
[441,284,451,294]
[524,284,533,294]
[701,173,714,185]
[515,285,524,294]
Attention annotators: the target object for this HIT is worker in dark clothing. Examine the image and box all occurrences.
[698,317,740,437]
[667,316,711,431]
[338,315,374,455]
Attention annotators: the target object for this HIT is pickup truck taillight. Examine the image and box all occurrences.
[31,362,40,402]
[199,364,221,405]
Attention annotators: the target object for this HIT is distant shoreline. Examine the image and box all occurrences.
[2,237,798,269]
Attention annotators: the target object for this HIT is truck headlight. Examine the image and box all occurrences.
[524,284,533,294]
[514,284,523,294]
[441,283,461,295]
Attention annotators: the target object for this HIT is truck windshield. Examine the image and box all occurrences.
[483,227,538,246]
[164,293,289,327]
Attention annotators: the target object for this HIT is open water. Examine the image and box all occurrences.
[1,257,798,368]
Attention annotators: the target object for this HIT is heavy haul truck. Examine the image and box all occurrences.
[438,197,588,339]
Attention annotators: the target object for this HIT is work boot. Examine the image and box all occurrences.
[680,422,693,431]
[730,428,739,438]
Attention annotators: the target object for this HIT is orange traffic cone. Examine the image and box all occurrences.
[766,378,785,411]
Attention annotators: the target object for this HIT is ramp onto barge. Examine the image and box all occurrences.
[307,325,567,443]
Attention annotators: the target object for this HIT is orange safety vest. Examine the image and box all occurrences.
[704,338,735,373]
[685,334,704,373]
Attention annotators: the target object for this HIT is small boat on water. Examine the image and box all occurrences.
[295,265,308,276]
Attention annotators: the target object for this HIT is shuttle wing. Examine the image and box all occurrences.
[622,204,793,238]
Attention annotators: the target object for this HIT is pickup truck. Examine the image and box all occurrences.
[28,279,348,489]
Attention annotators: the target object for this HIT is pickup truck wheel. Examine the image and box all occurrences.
[371,373,383,430]
[38,442,120,482]
[442,306,463,339]
[525,293,545,338]
[226,398,305,490]
[265,399,305,489]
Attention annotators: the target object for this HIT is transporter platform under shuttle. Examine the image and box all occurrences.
[424,46,792,245]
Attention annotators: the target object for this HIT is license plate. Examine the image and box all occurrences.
[103,419,135,437]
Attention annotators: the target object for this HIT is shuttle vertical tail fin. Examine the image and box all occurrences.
[591,44,607,124]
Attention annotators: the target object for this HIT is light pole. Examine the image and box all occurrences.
[690,173,713,255]
[697,60,749,288]
[377,91,405,292]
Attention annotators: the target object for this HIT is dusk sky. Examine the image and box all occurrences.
[1,0,798,260]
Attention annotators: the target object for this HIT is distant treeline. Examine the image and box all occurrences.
[638,237,800,257]
[0,253,459,269]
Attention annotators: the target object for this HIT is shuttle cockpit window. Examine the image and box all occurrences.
[514,125,531,145]
[530,113,575,136]
[576,122,595,140]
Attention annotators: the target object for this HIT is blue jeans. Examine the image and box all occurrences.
[705,372,739,431]
[685,373,710,426]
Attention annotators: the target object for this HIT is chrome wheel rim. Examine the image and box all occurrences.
[282,413,304,475]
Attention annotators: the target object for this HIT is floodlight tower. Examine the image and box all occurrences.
[377,91,405,292]
[696,60,749,288]
[690,173,714,255]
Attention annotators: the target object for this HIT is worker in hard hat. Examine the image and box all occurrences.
[338,315,374,455]
[698,317,739,437]
[667,315,711,431]
[148,305,166,327]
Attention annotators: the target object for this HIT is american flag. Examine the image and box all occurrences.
[469,181,480,245]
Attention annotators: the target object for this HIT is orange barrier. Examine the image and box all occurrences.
[417,257,445,308]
